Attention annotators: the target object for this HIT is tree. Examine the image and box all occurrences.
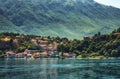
[98,32,101,36]
[117,27,120,32]
[10,39,14,47]
[112,29,117,33]
[111,50,118,57]
[57,44,65,52]
[0,50,4,58]
[16,46,26,52]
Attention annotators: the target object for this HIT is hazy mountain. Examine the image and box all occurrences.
[0,0,120,39]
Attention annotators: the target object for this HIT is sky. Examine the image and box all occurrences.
[94,0,120,8]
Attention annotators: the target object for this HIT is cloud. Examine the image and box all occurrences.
[94,0,120,8]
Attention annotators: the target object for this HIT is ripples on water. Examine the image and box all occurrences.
[0,58,120,79]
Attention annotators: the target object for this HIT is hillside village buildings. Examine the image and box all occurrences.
[6,37,76,58]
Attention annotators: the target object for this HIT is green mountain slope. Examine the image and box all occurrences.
[0,0,120,38]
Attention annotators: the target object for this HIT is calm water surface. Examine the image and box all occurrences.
[0,58,120,79]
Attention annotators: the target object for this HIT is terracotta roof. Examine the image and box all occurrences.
[27,54,32,56]
[23,52,28,54]
[114,32,120,35]
[6,51,15,54]
[40,52,48,55]
[63,53,72,57]
[2,37,11,42]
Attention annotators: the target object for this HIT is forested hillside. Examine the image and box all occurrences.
[0,0,120,38]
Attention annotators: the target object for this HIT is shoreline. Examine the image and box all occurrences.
[1,57,120,60]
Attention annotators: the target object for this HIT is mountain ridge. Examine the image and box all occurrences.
[0,0,120,39]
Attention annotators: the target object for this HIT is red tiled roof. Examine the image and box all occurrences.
[114,32,120,35]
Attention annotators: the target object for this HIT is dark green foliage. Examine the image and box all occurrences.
[57,28,120,57]
[117,27,120,32]
[0,51,4,58]
[112,27,120,33]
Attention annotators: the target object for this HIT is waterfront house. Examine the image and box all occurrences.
[50,51,59,58]
[63,52,76,58]
[27,54,32,58]
[33,53,40,58]
[6,51,16,58]
[40,51,48,58]
[16,53,25,58]
[24,49,35,54]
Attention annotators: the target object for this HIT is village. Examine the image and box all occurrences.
[3,31,120,59]
[5,36,76,59]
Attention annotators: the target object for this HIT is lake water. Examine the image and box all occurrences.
[0,58,120,79]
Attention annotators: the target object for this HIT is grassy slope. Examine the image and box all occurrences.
[0,0,120,39]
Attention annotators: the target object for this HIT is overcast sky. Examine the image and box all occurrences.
[94,0,120,8]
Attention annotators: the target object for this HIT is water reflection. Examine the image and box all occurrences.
[0,59,120,79]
